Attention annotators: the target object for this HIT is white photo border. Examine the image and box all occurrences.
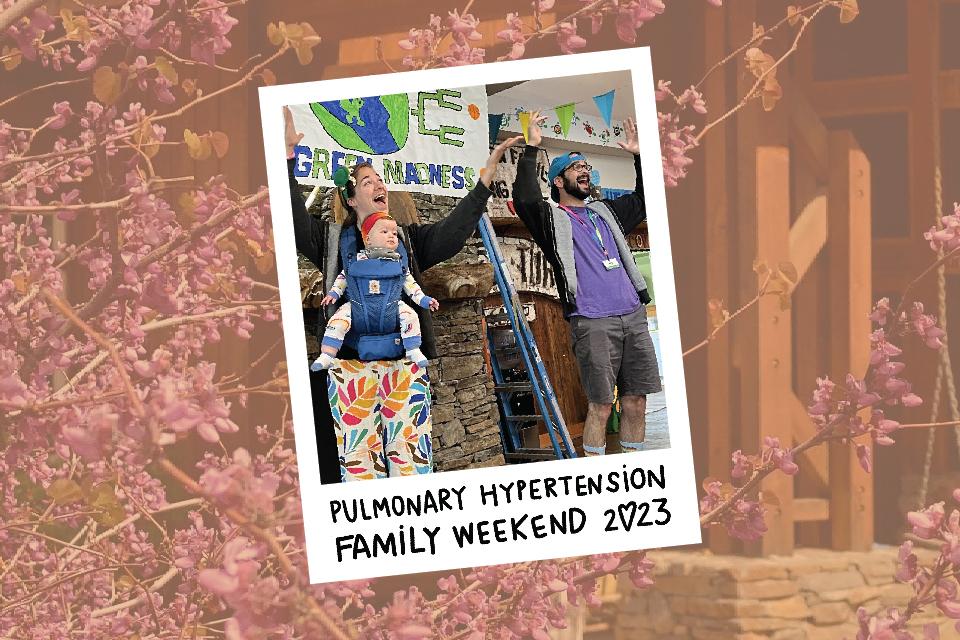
[259,48,701,583]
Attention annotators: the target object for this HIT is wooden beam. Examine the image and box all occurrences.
[704,0,734,556]
[785,74,829,180]
[754,144,795,555]
[941,70,960,109]
[827,130,873,551]
[789,191,828,281]
[794,498,830,522]
[730,0,794,556]
[791,135,830,549]
[331,15,554,75]
[790,394,829,489]
[810,75,910,117]
[810,71,960,114]
[757,143,798,552]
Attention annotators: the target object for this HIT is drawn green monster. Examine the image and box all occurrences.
[341,98,365,127]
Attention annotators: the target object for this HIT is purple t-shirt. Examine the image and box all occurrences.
[565,206,640,318]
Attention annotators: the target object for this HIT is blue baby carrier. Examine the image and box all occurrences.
[337,226,410,360]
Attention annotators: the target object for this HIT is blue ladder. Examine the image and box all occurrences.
[478,213,577,461]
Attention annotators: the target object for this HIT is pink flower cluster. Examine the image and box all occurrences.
[496,13,527,60]
[730,435,799,480]
[658,114,696,187]
[699,480,767,541]
[614,0,666,44]
[198,448,282,517]
[924,202,960,254]
[870,297,946,350]
[71,0,238,72]
[398,11,485,68]
[856,489,960,638]
[804,296,944,473]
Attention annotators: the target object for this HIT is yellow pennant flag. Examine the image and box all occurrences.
[517,111,531,143]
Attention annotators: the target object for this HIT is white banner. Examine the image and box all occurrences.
[288,87,489,196]
[486,145,549,219]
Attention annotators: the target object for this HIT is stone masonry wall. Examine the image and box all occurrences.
[430,299,504,471]
[611,548,951,640]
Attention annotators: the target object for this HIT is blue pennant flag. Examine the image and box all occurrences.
[592,90,616,127]
[488,113,505,145]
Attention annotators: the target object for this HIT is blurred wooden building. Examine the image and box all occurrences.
[255,0,960,554]
[251,0,960,574]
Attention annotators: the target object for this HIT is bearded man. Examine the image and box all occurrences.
[511,111,661,457]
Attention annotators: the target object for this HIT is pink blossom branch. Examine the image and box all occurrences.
[0,79,86,111]
[698,426,846,527]
[155,45,255,74]
[683,273,773,358]
[904,557,946,620]
[899,419,960,429]
[687,1,837,104]
[6,527,112,562]
[0,0,44,33]
[693,3,828,145]
[894,244,960,319]
[90,566,179,619]
[138,303,278,332]
[0,177,193,214]
[0,565,124,615]
[156,458,355,640]
[148,43,289,125]
[0,145,92,169]
[40,288,147,421]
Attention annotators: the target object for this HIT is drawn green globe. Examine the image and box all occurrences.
[310,94,409,155]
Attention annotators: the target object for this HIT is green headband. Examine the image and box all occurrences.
[333,166,353,205]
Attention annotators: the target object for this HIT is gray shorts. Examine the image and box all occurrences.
[569,305,662,404]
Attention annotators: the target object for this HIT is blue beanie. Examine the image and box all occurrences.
[547,152,587,184]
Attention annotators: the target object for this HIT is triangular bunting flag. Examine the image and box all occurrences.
[517,111,531,143]
[554,103,575,139]
[488,113,504,145]
[593,90,615,127]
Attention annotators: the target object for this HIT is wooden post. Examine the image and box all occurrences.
[731,0,794,555]
[792,165,829,548]
[754,144,795,555]
[902,0,945,479]
[704,0,734,555]
[827,130,873,551]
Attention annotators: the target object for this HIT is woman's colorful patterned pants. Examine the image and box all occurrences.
[326,358,432,481]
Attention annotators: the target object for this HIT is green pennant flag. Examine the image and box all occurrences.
[554,103,575,139]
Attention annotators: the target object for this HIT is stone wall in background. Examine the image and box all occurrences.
[610,548,949,640]
[430,299,504,471]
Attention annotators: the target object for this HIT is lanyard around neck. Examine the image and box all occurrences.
[559,204,610,257]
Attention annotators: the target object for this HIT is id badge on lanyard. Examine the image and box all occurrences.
[562,205,621,270]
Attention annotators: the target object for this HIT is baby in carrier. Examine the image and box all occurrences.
[311,211,439,371]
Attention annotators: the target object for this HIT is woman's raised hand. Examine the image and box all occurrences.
[283,105,304,158]
[479,134,524,187]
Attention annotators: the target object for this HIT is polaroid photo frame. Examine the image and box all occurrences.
[259,47,701,583]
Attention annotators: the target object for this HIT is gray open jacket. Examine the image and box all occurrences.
[287,158,493,359]
[511,145,651,316]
